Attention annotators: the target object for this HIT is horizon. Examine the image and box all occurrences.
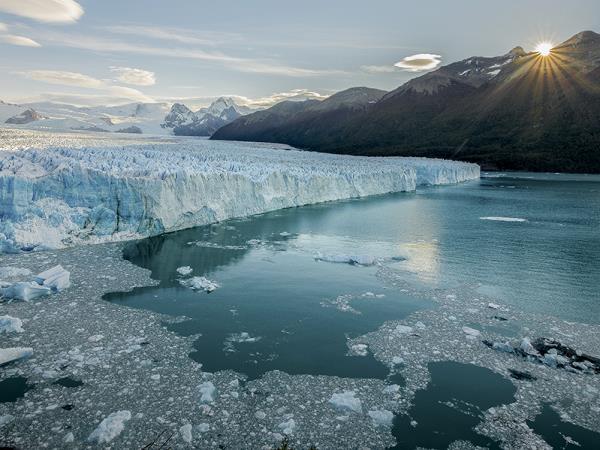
[1,0,599,109]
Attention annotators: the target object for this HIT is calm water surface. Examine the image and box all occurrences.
[106,172,600,447]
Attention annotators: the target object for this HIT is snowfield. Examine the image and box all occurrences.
[0,129,479,252]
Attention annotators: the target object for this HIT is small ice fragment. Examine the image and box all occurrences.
[383,384,400,394]
[0,414,14,427]
[395,325,413,334]
[315,253,377,266]
[488,302,500,309]
[279,232,291,237]
[88,334,103,342]
[350,343,368,356]
[180,276,220,293]
[329,391,362,413]
[480,216,527,222]
[415,321,426,329]
[278,418,296,435]
[35,265,70,291]
[199,381,217,403]
[255,410,267,420]
[180,424,192,443]
[176,266,193,276]
[1,281,51,301]
[410,420,418,427]
[87,410,131,444]
[492,341,514,353]
[392,356,404,365]
[462,326,481,338]
[64,432,74,443]
[520,337,538,355]
[0,347,33,365]
[0,316,23,333]
[368,410,394,427]
[198,423,210,433]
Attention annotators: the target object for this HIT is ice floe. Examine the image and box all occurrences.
[329,391,362,413]
[0,347,33,365]
[0,315,23,333]
[179,276,220,293]
[88,410,132,444]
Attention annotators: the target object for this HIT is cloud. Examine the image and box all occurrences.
[0,0,83,23]
[360,65,397,74]
[34,30,344,77]
[110,66,156,86]
[394,54,442,72]
[0,34,40,47]
[0,22,41,47]
[103,25,236,46]
[18,69,153,103]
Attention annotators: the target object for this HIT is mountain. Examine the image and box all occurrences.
[5,108,44,124]
[213,31,600,173]
[165,97,256,136]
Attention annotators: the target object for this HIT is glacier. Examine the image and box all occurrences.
[0,128,479,252]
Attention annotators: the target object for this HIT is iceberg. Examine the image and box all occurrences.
[87,410,132,444]
[0,347,33,366]
[0,129,479,252]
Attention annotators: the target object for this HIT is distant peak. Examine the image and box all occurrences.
[561,30,600,46]
[507,46,526,57]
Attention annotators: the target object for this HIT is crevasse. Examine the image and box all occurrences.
[0,129,479,252]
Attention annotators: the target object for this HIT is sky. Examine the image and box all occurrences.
[0,0,599,108]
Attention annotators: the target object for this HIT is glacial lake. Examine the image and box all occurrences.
[105,172,600,448]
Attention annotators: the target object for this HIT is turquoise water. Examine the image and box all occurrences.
[106,172,600,447]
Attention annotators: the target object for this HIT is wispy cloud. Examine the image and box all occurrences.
[18,69,153,102]
[103,25,238,46]
[0,21,41,47]
[0,0,83,24]
[110,66,156,86]
[360,65,397,74]
[394,53,442,72]
[33,30,344,77]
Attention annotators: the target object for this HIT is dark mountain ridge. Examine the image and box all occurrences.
[213,31,600,173]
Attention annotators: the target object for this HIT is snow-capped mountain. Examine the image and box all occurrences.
[161,97,256,136]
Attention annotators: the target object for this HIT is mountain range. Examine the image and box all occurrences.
[213,31,600,173]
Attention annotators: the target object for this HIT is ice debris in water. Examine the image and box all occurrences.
[278,418,296,435]
[0,347,33,365]
[176,266,193,276]
[315,253,378,266]
[180,423,193,443]
[329,391,362,413]
[88,410,132,444]
[350,343,369,357]
[199,381,217,403]
[462,326,481,338]
[179,276,220,293]
[0,315,23,333]
[480,216,527,222]
[0,129,479,252]
[0,266,31,279]
[368,409,394,427]
[0,265,70,300]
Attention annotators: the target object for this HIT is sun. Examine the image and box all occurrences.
[535,41,553,56]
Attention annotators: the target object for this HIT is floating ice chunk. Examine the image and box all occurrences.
[492,341,514,353]
[480,217,527,222]
[88,334,104,342]
[392,356,404,365]
[383,384,400,394]
[368,409,394,427]
[0,316,24,333]
[229,332,260,343]
[520,337,538,355]
[462,326,481,338]
[198,423,210,433]
[395,325,413,334]
[199,381,217,403]
[180,424,193,443]
[0,347,33,365]
[329,391,362,413]
[0,414,14,427]
[180,276,220,293]
[255,410,267,420]
[415,321,426,329]
[488,302,501,309]
[64,432,74,443]
[278,418,296,435]
[176,266,193,276]
[35,265,70,291]
[279,232,291,237]
[350,343,368,356]
[87,410,131,444]
[315,253,378,266]
[1,281,51,301]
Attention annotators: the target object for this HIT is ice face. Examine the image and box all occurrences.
[0,129,479,252]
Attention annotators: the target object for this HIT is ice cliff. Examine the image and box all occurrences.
[0,129,479,252]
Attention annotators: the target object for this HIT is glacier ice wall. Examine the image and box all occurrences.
[0,129,479,252]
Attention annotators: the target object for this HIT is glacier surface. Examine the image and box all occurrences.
[0,129,479,252]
